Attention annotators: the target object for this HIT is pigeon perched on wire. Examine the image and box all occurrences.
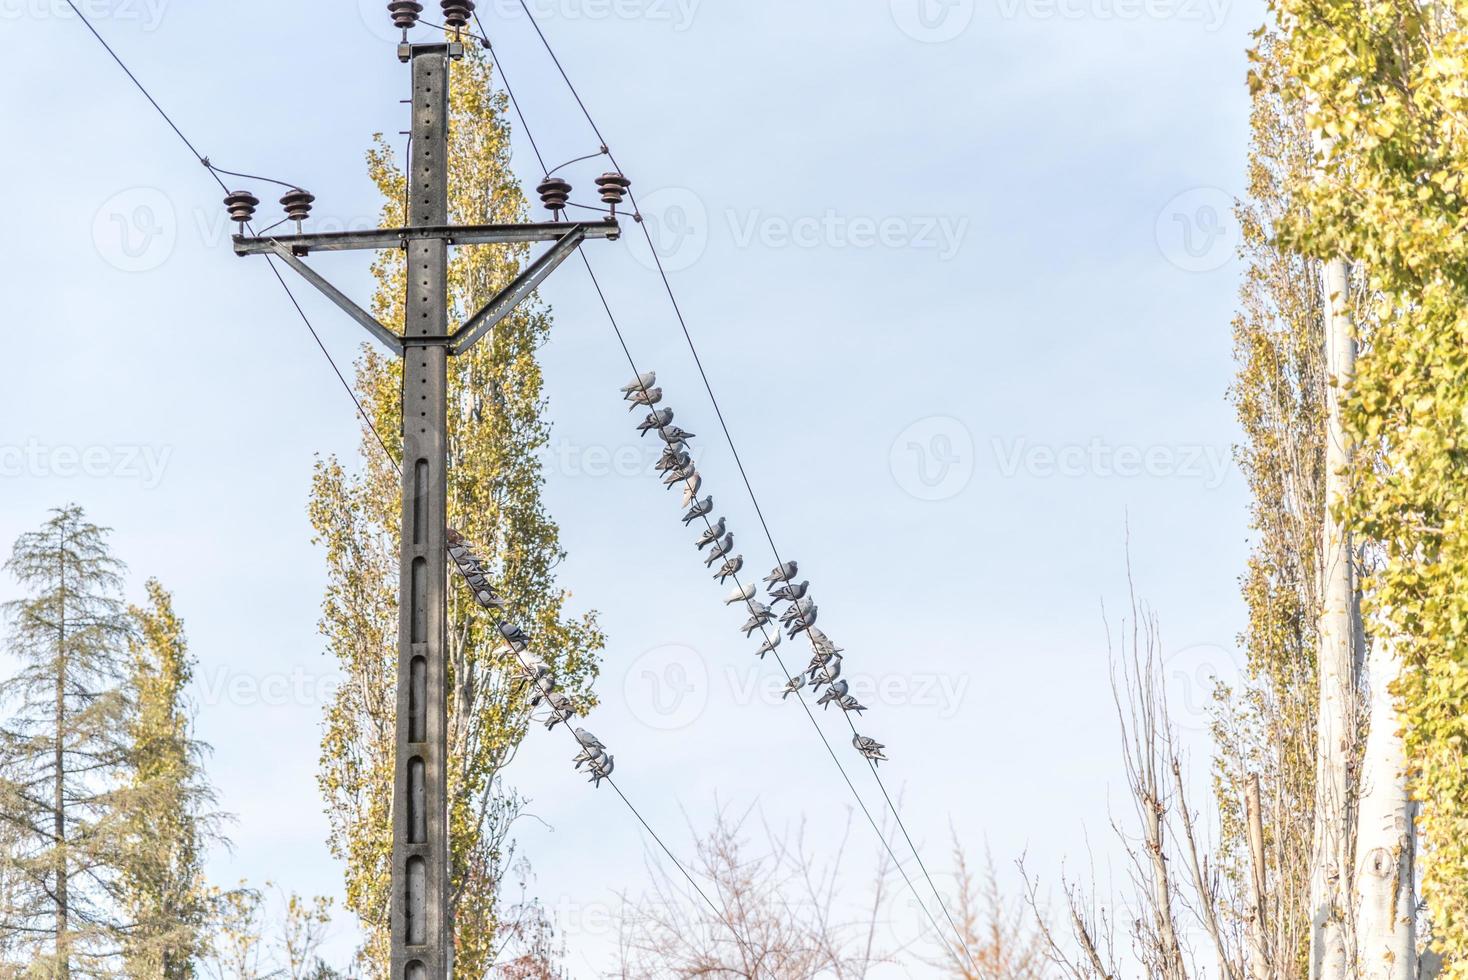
[755,632,782,658]
[713,555,744,584]
[663,464,698,487]
[626,386,663,410]
[768,579,810,605]
[808,655,843,687]
[837,695,867,715]
[680,475,705,508]
[544,691,576,730]
[782,673,809,699]
[724,582,756,605]
[620,370,656,394]
[696,518,728,550]
[586,754,615,788]
[499,622,531,652]
[572,730,605,767]
[852,734,887,764]
[516,660,551,689]
[703,533,734,567]
[656,447,691,474]
[764,561,798,585]
[787,607,818,637]
[808,629,844,659]
[780,597,816,625]
[739,603,775,636]
[682,496,714,525]
[816,679,849,709]
[659,426,696,446]
[527,672,557,708]
[637,408,674,436]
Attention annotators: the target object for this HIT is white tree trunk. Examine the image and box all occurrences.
[1355,620,1415,980]
[1245,776,1273,980]
[1308,255,1358,980]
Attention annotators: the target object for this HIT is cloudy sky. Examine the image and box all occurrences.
[2,0,1260,972]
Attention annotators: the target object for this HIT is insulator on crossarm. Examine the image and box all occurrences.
[388,1,423,31]
[280,189,316,231]
[537,177,571,217]
[224,190,259,231]
[441,0,475,28]
[595,172,631,215]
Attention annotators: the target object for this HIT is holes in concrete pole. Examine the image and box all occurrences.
[410,656,427,743]
[411,558,427,644]
[408,756,426,844]
[406,962,427,980]
[406,857,427,945]
[412,460,429,545]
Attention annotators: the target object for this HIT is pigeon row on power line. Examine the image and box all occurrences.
[622,371,889,767]
[447,528,615,787]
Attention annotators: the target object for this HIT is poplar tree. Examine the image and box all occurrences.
[312,45,603,977]
[0,506,134,976]
[118,579,213,978]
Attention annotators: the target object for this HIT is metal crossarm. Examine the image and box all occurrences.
[232,219,618,256]
[266,243,404,354]
[451,224,589,354]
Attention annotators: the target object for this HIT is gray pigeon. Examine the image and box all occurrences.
[656,448,691,473]
[587,754,614,788]
[713,555,744,584]
[528,672,557,708]
[663,464,698,486]
[787,607,818,637]
[724,582,757,605]
[573,728,605,752]
[659,426,696,446]
[763,561,798,585]
[780,596,815,625]
[817,679,850,709]
[782,674,808,700]
[837,695,867,715]
[680,475,705,508]
[853,734,887,764]
[544,691,576,730]
[637,408,674,436]
[626,386,663,410]
[574,746,607,772]
[682,496,714,525]
[703,533,734,567]
[499,623,530,652]
[769,580,810,605]
[739,606,776,636]
[755,632,782,658]
[475,588,507,611]
[696,518,728,550]
[620,370,656,393]
[808,629,844,658]
[809,655,843,687]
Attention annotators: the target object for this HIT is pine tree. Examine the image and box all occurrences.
[0,506,134,976]
[118,579,213,978]
[311,45,603,976]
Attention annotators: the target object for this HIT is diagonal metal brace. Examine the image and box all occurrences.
[266,242,404,355]
[450,225,589,355]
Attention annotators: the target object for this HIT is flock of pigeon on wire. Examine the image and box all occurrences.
[623,369,889,767]
[438,368,888,793]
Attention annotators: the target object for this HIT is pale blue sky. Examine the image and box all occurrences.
[2,0,1259,973]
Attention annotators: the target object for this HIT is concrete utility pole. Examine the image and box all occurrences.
[232,25,618,979]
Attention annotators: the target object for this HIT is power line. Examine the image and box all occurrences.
[59,0,398,469]
[517,9,979,969]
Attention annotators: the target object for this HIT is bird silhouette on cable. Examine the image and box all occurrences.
[713,555,744,583]
[739,603,775,636]
[853,734,887,764]
[655,447,691,474]
[620,370,656,394]
[696,518,728,550]
[682,496,714,525]
[755,632,782,658]
[499,622,530,652]
[769,579,810,605]
[725,582,756,605]
[572,729,605,763]
[787,607,819,637]
[782,673,809,699]
[663,464,698,487]
[527,672,557,708]
[626,386,663,410]
[680,475,705,508]
[544,691,576,730]
[703,533,734,567]
[637,408,674,436]
[764,561,798,585]
[816,679,849,709]
[808,655,842,687]
[659,426,696,446]
[586,754,614,788]
[808,628,844,658]
[837,695,867,715]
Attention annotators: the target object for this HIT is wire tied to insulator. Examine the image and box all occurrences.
[537,176,571,218]
[388,0,423,34]
[595,172,631,216]
[280,188,315,232]
[224,190,259,232]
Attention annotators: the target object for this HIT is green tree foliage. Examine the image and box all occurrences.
[1215,24,1330,979]
[119,580,213,978]
[1266,0,1468,971]
[0,506,134,976]
[311,45,602,976]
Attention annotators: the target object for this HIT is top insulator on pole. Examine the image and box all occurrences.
[388,1,423,31]
[441,0,476,28]
[281,188,316,229]
[224,190,259,231]
[595,172,631,215]
[537,177,572,217]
